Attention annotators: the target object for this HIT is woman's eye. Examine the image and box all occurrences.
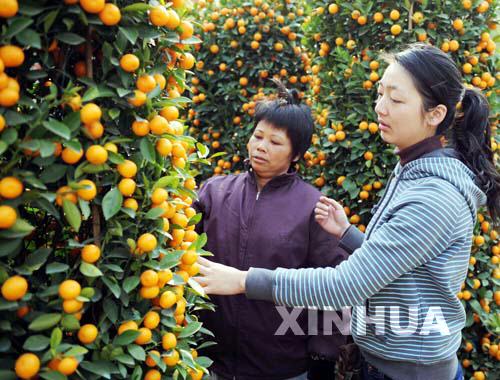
[391,99,402,103]
[253,134,262,139]
[271,141,281,145]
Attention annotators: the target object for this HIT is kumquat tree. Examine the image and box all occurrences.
[187,0,311,177]
[0,1,215,379]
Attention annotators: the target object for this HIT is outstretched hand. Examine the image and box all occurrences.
[314,196,351,238]
[193,256,247,295]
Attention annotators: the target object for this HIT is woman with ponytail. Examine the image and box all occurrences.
[194,44,499,380]
[194,80,348,379]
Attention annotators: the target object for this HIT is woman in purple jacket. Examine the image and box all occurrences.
[194,81,348,380]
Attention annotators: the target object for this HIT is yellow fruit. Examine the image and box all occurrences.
[151,188,168,204]
[149,5,169,26]
[0,0,18,18]
[62,147,84,164]
[389,9,400,20]
[0,114,5,132]
[160,106,179,121]
[58,280,81,300]
[179,53,196,70]
[165,9,181,30]
[160,290,177,309]
[141,270,159,287]
[181,250,198,265]
[0,45,24,67]
[143,311,160,329]
[15,353,40,379]
[391,24,402,36]
[154,73,166,90]
[132,120,149,136]
[117,160,137,178]
[179,20,194,40]
[135,327,152,345]
[80,0,105,14]
[56,186,77,206]
[0,88,19,107]
[118,178,136,197]
[162,332,177,350]
[57,356,78,375]
[137,233,157,252]
[123,198,138,211]
[163,349,180,366]
[146,350,161,367]
[1,275,28,301]
[149,115,169,135]
[80,103,102,124]
[128,90,147,107]
[171,212,188,228]
[145,369,162,380]
[156,138,173,156]
[120,54,140,72]
[78,324,98,344]
[63,299,83,313]
[0,176,23,199]
[77,179,97,201]
[98,3,121,25]
[118,320,138,335]
[136,74,157,93]
[86,145,108,165]
[328,4,339,14]
[140,286,160,299]
[81,244,101,263]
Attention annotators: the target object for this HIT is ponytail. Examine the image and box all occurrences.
[453,88,500,222]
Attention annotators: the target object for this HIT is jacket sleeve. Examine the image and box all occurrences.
[247,183,461,311]
[305,213,349,361]
[192,177,214,234]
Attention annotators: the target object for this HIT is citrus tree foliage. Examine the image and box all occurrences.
[0,1,214,379]
[188,0,311,177]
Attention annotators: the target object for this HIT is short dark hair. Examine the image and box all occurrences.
[253,79,313,162]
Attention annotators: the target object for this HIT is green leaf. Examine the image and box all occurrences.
[187,278,206,298]
[0,238,23,258]
[113,330,140,346]
[16,28,42,49]
[177,321,202,339]
[102,276,121,298]
[50,327,62,350]
[5,17,33,39]
[46,262,70,274]
[64,345,88,356]
[16,247,52,274]
[80,361,117,379]
[56,32,86,45]
[80,262,103,277]
[122,3,152,12]
[0,371,16,380]
[139,138,156,163]
[82,86,116,102]
[0,141,7,156]
[29,313,61,331]
[108,151,125,165]
[118,26,139,45]
[145,207,165,220]
[123,276,140,293]
[61,314,80,331]
[127,344,146,361]
[43,119,71,140]
[0,218,35,239]
[63,199,81,232]
[22,335,50,351]
[40,371,67,380]
[102,187,123,220]
[153,176,179,189]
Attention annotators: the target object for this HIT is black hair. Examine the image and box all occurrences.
[253,79,313,162]
[387,43,500,222]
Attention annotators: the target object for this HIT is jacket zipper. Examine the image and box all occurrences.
[365,168,405,241]
[364,166,406,340]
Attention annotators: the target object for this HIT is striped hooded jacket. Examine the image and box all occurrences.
[246,149,487,379]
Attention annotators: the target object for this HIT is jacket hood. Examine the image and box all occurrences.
[397,148,487,221]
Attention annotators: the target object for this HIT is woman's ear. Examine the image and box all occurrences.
[426,104,447,128]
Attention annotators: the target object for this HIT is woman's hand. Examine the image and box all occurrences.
[193,256,248,295]
[314,196,351,238]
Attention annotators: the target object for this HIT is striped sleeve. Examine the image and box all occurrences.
[272,184,460,310]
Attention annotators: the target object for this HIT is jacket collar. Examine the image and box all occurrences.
[244,159,297,189]
[396,135,443,166]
